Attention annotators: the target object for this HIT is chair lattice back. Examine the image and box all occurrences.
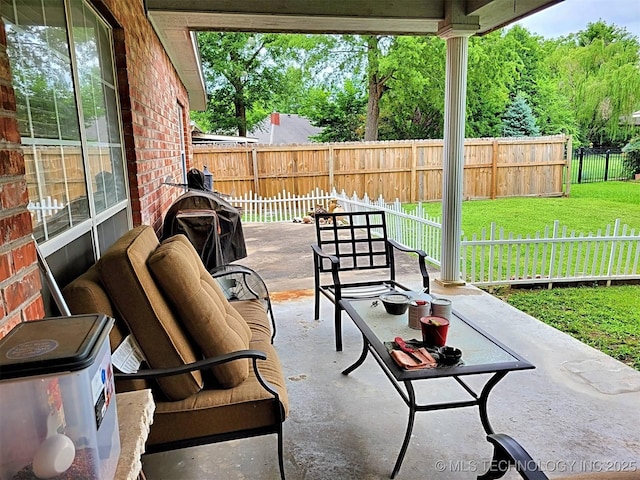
[315,211,391,273]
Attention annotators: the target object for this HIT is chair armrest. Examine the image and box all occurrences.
[311,244,339,265]
[115,349,283,408]
[312,243,343,290]
[387,239,430,292]
[388,239,427,257]
[115,349,267,380]
[477,433,548,480]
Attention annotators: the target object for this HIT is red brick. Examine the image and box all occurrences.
[0,150,25,175]
[3,268,41,311]
[0,180,28,209]
[23,297,45,321]
[12,242,36,272]
[0,252,11,282]
[1,116,21,143]
[0,314,21,340]
[0,211,32,243]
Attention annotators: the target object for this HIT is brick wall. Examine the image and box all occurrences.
[100,0,193,232]
[0,21,45,336]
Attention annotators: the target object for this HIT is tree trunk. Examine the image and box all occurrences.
[365,82,380,141]
[234,81,247,137]
[364,36,387,142]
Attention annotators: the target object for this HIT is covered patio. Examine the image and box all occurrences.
[142,222,640,479]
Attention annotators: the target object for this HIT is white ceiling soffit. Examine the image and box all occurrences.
[146,0,563,111]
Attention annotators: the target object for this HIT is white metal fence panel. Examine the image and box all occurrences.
[226,189,640,286]
[461,219,640,286]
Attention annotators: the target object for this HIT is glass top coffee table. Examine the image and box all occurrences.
[340,294,535,479]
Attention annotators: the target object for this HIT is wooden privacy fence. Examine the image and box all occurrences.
[193,134,570,203]
[227,189,640,287]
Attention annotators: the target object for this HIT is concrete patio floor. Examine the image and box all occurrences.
[142,223,640,479]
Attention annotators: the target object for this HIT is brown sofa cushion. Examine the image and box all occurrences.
[148,236,250,388]
[96,225,203,400]
[62,266,149,394]
[162,235,251,343]
[148,336,289,446]
[62,266,123,348]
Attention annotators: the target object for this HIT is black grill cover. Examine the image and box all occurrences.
[161,190,247,270]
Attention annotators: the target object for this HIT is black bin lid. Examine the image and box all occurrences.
[0,314,113,381]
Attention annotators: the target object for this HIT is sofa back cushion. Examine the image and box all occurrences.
[62,265,124,348]
[96,225,203,400]
[62,265,151,394]
[148,236,251,388]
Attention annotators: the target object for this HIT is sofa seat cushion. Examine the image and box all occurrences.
[148,237,251,388]
[231,300,273,344]
[96,225,204,401]
[147,339,288,446]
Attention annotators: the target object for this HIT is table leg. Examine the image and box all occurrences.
[390,381,416,479]
[342,333,369,375]
[478,372,508,434]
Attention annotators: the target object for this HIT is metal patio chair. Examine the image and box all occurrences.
[312,210,430,351]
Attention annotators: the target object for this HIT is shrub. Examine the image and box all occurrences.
[621,137,640,176]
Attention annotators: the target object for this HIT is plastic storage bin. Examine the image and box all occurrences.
[0,314,119,480]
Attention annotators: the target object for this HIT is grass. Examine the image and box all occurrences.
[490,284,640,370]
[407,181,640,370]
[407,181,640,237]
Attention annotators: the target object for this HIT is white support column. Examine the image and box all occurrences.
[438,33,471,286]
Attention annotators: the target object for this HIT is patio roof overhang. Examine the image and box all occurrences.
[146,0,562,111]
[144,0,564,285]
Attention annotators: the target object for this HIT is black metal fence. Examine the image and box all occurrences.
[571,147,630,183]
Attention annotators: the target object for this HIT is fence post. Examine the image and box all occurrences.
[577,147,584,184]
[491,140,499,199]
[604,149,611,182]
[564,135,572,197]
[328,145,335,190]
[251,147,260,196]
[410,142,418,203]
[547,220,560,289]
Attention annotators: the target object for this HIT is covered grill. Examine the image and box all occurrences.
[161,172,247,270]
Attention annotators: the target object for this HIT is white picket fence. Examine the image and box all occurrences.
[227,189,640,286]
[27,197,65,222]
[461,219,640,286]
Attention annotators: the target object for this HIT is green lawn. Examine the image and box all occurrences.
[407,181,640,370]
[490,284,640,370]
[407,181,640,237]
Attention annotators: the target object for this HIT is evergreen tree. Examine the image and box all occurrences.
[501,94,540,137]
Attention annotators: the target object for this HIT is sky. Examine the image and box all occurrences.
[515,0,640,38]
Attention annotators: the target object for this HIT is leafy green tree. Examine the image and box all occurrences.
[378,36,446,140]
[502,26,577,138]
[546,21,640,146]
[502,93,541,136]
[301,81,366,142]
[196,32,295,136]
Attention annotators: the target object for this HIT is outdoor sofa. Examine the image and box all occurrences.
[62,225,288,479]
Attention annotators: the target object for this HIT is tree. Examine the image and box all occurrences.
[378,36,446,140]
[546,21,640,146]
[301,81,366,142]
[502,26,577,138]
[502,94,540,136]
[196,32,294,136]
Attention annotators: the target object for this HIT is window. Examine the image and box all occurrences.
[2,0,128,253]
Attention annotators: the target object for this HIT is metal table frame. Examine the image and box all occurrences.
[340,298,535,479]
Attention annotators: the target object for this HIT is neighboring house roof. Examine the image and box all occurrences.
[190,122,258,144]
[249,113,322,145]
